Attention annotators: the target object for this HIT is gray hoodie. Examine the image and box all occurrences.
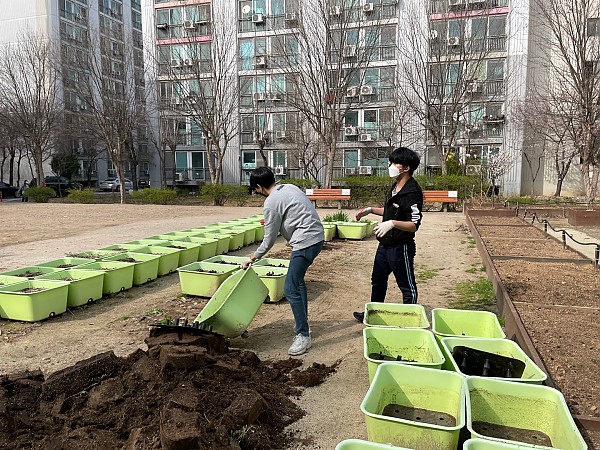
[253,184,324,259]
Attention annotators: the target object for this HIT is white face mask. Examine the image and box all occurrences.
[388,165,401,178]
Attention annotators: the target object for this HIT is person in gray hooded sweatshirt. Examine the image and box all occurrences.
[242,167,324,356]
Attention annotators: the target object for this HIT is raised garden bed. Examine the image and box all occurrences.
[484,238,587,259]
[474,224,547,239]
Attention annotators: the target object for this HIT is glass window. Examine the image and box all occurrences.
[191,152,204,168]
[344,150,359,167]
[487,60,504,79]
[344,111,359,127]
[175,151,188,169]
[346,29,359,46]
[253,0,266,14]
[448,20,462,38]
[272,0,284,15]
[470,105,485,123]
[240,40,254,70]
[364,109,378,129]
[364,68,379,86]
[488,16,506,36]
[588,18,600,37]
[170,8,182,25]
[243,151,256,164]
[471,18,486,39]
[273,151,286,166]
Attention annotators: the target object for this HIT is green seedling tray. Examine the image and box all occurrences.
[36,257,95,269]
[441,337,546,384]
[73,261,134,294]
[361,363,465,450]
[335,439,412,450]
[178,262,239,297]
[0,266,65,279]
[253,258,290,269]
[251,265,287,303]
[466,377,587,449]
[118,246,180,276]
[150,241,200,267]
[193,267,269,337]
[336,222,367,240]
[103,252,160,286]
[0,279,69,322]
[364,302,430,328]
[0,275,24,288]
[174,237,219,261]
[364,328,445,382]
[432,308,505,340]
[35,269,105,307]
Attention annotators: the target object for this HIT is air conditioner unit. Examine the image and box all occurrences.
[252,13,265,23]
[429,29,439,40]
[253,92,267,101]
[447,37,461,46]
[79,104,87,110]
[171,96,182,105]
[156,22,169,30]
[346,86,358,97]
[343,45,357,58]
[284,12,298,23]
[466,81,482,93]
[270,92,282,101]
[448,0,463,6]
[466,165,481,175]
[359,133,373,142]
[330,6,343,16]
[175,172,184,181]
[360,85,374,95]
[275,130,287,139]
[359,165,373,175]
[345,126,358,136]
[275,165,285,175]
[183,58,194,66]
[243,162,257,170]
[254,55,267,67]
[171,59,181,68]
[362,3,374,12]
[183,20,196,29]
[345,167,357,176]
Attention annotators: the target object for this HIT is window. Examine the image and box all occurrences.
[273,151,286,167]
[487,60,504,80]
[175,151,188,170]
[344,150,359,168]
[488,16,506,36]
[588,18,600,37]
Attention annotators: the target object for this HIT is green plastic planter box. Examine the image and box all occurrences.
[335,440,411,450]
[178,262,239,297]
[119,246,181,276]
[466,377,587,449]
[185,232,230,255]
[194,267,269,337]
[203,255,248,265]
[463,439,526,449]
[323,223,337,241]
[0,266,65,279]
[150,241,200,267]
[202,228,245,251]
[0,280,69,322]
[362,221,377,238]
[174,237,219,261]
[37,257,95,269]
[35,269,105,307]
[0,275,23,288]
[361,363,466,450]
[228,226,257,246]
[336,222,367,240]
[364,302,429,329]
[441,337,547,384]
[432,308,505,341]
[364,328,445,382]
[104,252,160,286]
[252,265,287,303]
[125,239,170,247]
[253,258,290,269]
[252,224,265,241]
[73,261,134,294]
[99,244,146,253]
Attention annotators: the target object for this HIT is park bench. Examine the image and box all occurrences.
[306,188,351,210]
[423,190,458,212]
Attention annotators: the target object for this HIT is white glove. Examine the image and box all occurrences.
[374,220,395,237]
[356,207,372,221]
[241,257,254,270]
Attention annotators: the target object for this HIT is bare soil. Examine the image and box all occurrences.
[475,224,547,239]
[483,238,586,258]
[0,203,481,449]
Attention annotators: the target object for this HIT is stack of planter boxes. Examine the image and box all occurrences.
[336,304,587,450]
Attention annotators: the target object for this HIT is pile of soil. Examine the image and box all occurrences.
[0,328,338,450]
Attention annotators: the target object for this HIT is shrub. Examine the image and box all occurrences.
[66,189,95,204]
[200,184,239,206]
[24,186,55,203]
[131,188,178,205]
[334,176,390,208]
[229,185,251,206]
[413,175,489,200]
[323,211,349,222]
[279,178,321,189]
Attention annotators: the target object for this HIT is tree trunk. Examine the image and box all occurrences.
[170,145,177,189]
[33,143,45,187]
[553,178,563,197]
[581,162,599,210]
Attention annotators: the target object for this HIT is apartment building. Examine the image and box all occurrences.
[0,0,149,187]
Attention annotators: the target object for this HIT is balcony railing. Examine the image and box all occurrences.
[430,36,506,55]
[429,0,509,14]
[166,167,207,183]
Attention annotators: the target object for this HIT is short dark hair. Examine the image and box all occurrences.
[249,166,276,190]
[389,147,420,175]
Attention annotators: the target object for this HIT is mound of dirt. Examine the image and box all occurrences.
[0,328,338,450]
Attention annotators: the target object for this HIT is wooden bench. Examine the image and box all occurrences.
[306,188,351,210]
[423,190,458,212]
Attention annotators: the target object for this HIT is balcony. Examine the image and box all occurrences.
[166,167,207,184]
[429,36,506,56]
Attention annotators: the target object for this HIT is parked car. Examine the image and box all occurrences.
[44,176,80,197]
[99,177,133,192]
[138,178,150,189]
[0,181,19,198]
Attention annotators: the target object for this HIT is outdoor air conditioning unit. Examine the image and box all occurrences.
[275,130,287,139]
[183,20,196,29]
[275,165,285,175]
[359,165,373,175]
[429,29,439,40]
[253,92,267,101]
[285,12,298,23]
[343,45,357,58]
[254,55,267,67]
[183,58,194,66]
[156,23,169,30]
[345,167,357,176]
[330,6,342,16]
[448,0,463,6]
[360,85,374,95]
[171,59,181,68]
[359,133,373,142]
[346,86,359,97]
[252,13,265,23]
[345,126,358,136]
[447,37,461,46]
[175,172,184,182]
[362,3,374,12]
[79,104,87,110]
[243,162,257,170]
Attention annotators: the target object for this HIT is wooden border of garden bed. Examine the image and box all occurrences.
[465,210,600,432]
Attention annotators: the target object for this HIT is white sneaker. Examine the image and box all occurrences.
[288,334,311,356]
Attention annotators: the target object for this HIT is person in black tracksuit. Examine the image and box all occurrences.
[353,147,424,322]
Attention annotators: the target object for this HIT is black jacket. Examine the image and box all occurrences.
[376,177,423,247]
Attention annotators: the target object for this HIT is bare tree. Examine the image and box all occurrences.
[531,0,600,208]
[0,33,63,184]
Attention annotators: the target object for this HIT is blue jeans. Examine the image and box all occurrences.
[284,240,324,337]
[371,241,418,304]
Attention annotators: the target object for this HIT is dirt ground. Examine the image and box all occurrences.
[0,202,484,448]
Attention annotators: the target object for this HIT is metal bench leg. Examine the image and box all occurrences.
[337,200,342,211]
